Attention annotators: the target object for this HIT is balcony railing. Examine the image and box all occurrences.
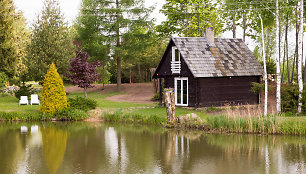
[171,61,181,74]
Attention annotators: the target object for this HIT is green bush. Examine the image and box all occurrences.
[68,96,97,111]
[281,84,306,113]
[54,108,88,121]
[14,84,34,99]
[250,82,265,94]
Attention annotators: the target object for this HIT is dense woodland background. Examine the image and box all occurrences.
[0,0,306,89]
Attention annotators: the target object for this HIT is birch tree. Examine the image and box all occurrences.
[259,15,268,116]
[275,0,281,114]
[297,0,303,113]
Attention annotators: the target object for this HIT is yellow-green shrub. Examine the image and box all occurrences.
[40,63,69,114]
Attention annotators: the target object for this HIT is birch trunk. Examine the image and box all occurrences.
[275,0,281,113]
[242,12,246,42]
[260,15,268,116]
[232,15,236,38]
[297,0,303,113]
[304,58,306,83]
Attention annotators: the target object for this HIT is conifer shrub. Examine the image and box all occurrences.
[40,63,69,114]
[14,84,34,99]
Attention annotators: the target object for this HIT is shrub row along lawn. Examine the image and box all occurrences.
[1,89,306,135]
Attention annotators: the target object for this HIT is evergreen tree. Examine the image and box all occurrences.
[75,0,110,88]
[0,0,17,78]
[13,12,30,83]
[40,63,69,114]
[27,0,74,81]
[77,0,152,91]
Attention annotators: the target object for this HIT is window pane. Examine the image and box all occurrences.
[183,80,187,104]
[177,80,181,104]
[175,49,180,61]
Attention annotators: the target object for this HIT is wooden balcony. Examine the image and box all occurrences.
[171,61,181,74]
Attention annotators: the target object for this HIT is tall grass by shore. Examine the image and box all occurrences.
[207,114,306,135]
[103,110,167,125]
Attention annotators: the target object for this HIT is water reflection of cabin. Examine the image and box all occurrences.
[152,27,263,107]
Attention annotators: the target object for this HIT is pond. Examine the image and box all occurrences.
[0,122,305,174]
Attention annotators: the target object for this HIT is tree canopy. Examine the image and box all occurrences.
[0,0,18,78]
[27,0,75,81]
[158,0,223,37]
[65,43,100,99]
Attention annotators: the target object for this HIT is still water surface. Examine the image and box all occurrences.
[0,122,305,174]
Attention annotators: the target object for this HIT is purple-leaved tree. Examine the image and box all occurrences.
[66,44,100,99]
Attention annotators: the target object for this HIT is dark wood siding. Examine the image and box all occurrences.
[197,76,260,106]
[188,77,197,106]
[155,41,196,106]
[154,41,193,78]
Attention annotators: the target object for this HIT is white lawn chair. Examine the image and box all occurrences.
[19,96,29,105]
[30,94,40,105]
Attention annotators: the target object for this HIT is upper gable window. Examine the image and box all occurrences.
[172,46,180,62]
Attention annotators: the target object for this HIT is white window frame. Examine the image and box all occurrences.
[171,46,181,74]
[172,46,180,62]
[174,77,188,106]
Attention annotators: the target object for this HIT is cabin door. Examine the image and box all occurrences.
[174,77,188,106]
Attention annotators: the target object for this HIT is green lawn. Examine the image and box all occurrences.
[1,86,305,129]
[0,95,40,113]
[0,86,209,121]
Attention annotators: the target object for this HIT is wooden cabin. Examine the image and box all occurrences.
[152,27,263,107]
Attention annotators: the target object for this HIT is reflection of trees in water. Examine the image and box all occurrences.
[41,126,68,174]
[0,126,24,174]
[205,134,306,173]
[111,124,159,173]
[58,123,107,173]
[1,122,305,174]
[0,124,46,173]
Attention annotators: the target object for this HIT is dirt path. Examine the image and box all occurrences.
[65,83,155,104]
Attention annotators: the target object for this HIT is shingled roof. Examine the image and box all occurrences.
[172,37,263,77]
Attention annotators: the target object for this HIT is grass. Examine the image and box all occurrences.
[207,114,306,135]
[0,94,40,113]
[0,84,305,135]
[126,106,208,121]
